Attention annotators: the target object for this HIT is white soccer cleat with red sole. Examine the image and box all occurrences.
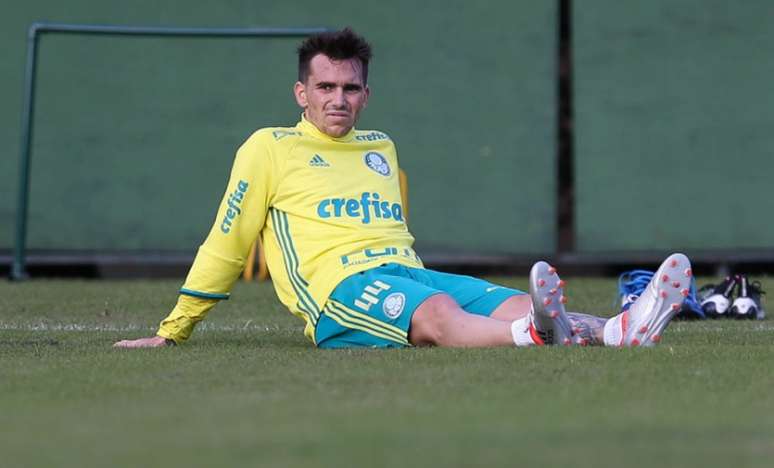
[528,261,574,346]
[604,253,692,347]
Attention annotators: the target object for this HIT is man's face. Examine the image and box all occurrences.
[294,54,370,138]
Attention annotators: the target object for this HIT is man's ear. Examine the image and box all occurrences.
[362,85,370,109]
[294,81,307,108]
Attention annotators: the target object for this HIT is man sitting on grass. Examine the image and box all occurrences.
[115,28,692,350]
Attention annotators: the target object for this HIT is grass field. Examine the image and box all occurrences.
[1,276,773,468]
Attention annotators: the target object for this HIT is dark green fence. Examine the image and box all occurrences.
[574,0,774,252]
[1,1,558,272]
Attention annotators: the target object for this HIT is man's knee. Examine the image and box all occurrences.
[408,293,463,346]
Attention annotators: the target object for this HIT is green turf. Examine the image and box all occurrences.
[1,277,773,468]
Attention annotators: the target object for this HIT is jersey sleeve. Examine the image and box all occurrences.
[157,131,278,343]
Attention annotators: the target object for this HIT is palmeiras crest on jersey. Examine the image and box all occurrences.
[383,292,406,319]
[364,152,391,176]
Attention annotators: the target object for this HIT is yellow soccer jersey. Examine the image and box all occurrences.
[157,116,423,344]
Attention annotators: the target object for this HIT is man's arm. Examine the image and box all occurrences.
[112,131,277,348]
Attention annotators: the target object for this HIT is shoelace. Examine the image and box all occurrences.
[617,270,654,300]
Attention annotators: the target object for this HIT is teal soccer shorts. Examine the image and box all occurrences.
[314,263,525,348]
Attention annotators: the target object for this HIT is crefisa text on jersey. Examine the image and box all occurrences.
[355,131,389,142]
[317,192,403,224]
[221,180,249,234]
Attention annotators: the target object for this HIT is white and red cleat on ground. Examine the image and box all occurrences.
[604,253,692,347]
[528,261,574,346]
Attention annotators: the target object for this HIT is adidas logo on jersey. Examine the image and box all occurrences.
[309,154,330,167]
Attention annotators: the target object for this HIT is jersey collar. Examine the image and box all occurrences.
[297,114,356,142]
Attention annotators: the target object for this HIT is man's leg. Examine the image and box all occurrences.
[321,254,691,348]
[565,312,607,345]
[410,262,584,346]
[409,262,577,347]
[488,254,692,347]
[408,294,516,347]
[492,298,606,346]
[409,290,585,347]
[317,264,544,349]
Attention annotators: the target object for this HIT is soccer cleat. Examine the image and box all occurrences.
[730,275,766,320]
[604,253,692,347]
[700,276,737,319]
[618,269,704,320]
[528,261,574,346]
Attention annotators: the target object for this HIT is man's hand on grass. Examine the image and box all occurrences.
[113,335,173,348]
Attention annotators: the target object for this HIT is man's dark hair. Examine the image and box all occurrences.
[297,28,373,84]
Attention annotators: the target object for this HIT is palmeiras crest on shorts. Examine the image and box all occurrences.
[383,292,406,319]
[364,152,391,176]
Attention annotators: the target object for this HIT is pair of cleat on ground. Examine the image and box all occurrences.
[701,275,765,320]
